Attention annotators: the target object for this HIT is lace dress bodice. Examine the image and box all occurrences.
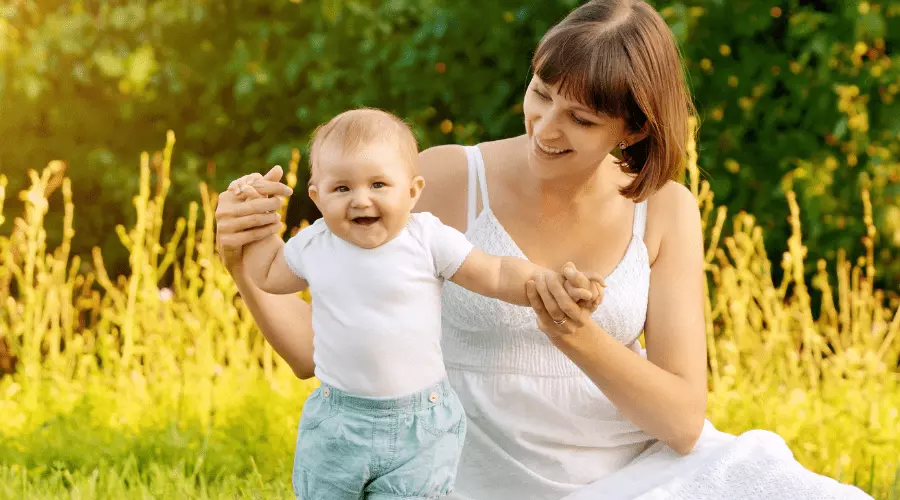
[440,145,655,499]
[441,146,651,377]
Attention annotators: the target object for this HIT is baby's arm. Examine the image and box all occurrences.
[244,233,309,295]
[233,183,308,295]
[450,249,592,306]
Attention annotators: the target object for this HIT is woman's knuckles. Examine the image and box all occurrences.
[250,213,274,227]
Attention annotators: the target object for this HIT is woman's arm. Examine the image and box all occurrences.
[216,167,316,379]
[526,184,708,455]
[231,262,316,379]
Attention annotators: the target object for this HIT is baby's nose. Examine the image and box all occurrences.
[350,191,372,207]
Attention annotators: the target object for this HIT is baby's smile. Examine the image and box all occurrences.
[351,216,381,226]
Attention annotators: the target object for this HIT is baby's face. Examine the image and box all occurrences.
[310,141,422,249]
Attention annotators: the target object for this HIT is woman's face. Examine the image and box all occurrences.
[522,75,630,180]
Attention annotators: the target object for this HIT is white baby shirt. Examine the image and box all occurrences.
[283,212,474,398]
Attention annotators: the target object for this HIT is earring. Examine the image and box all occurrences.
[617,140,635,171]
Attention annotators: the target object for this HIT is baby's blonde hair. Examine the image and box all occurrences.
[308,108,419,185]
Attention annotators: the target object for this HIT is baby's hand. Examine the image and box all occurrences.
[225,166,293,204]
[561,262,605,312]
[233,180,265,202]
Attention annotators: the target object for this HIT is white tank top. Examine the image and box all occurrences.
[440,145,655,499]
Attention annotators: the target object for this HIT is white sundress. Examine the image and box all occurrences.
[440,145,873,500]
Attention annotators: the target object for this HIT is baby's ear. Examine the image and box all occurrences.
[409,175,426,207]
[308,184,319,204]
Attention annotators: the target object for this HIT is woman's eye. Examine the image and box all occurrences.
[372,182,386,189]
[531,88,550,101]
[571,113,593,127]
[335,186,349,193]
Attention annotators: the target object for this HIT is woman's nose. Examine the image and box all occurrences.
[533,109,564,140]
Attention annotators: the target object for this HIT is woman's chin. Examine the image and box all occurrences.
[527,150,577,179]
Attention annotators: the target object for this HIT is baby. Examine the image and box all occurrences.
[240,108,603,499]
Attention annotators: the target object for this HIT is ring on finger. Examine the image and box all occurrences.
[552,317,567,325]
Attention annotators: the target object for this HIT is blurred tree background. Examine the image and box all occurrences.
[1,0,898,290]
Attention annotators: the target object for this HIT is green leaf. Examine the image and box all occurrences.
[93,50,126,78]
[833,117,848,141]
[126,44,158,93]
[322,0,342,23]
[234,73,254,100]
[266,143,294,165]
[856,12,886,39]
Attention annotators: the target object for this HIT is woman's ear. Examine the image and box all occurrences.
[409,175,426,209]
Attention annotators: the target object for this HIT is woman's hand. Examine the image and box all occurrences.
[215,166,294,272]
[525,262,605,342]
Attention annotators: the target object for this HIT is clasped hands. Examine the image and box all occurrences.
[527,264,605,341]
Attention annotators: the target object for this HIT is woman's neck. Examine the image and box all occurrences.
[487,135,633,223]
[529,156,629,221]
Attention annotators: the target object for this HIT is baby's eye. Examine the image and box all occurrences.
[372,182,386,189]
[335,186,350,193]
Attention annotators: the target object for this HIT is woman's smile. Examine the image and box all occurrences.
[533,137,573,159]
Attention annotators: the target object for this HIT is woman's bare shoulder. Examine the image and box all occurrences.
[415,144,469,231]
[644,180,702,266]
[477,135,527,167]
[650,180,698,210]
[415,137,526,231]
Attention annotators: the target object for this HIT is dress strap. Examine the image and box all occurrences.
[466,147,477,230]
[632,200,648,240]
[465,145,491,231]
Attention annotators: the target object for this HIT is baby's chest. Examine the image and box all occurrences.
[310,252,438,301]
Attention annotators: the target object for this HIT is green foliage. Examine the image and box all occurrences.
[0,0,897,287]
[668,0,900,289]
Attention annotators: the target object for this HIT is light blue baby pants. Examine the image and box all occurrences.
[292,378,466,500]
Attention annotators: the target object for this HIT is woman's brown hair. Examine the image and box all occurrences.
[532,0,696,201]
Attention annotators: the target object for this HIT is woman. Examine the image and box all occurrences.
[214,1,872,498]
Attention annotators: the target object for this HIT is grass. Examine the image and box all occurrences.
[0,378,302,499]
[0,463,291,499]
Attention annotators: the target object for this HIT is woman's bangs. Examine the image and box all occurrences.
[532,29,633,120]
